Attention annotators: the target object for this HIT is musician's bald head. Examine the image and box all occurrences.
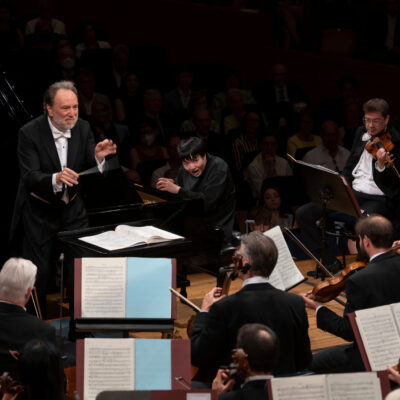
[355,214,394,249]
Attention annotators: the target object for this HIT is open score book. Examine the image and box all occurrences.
[78,224,184,251]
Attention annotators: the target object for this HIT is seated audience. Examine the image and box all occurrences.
[246,205,272,233]
[150,136,181,188]
[244,134,292,200]
[302,120,350,173]
[287,110,322,159]
[261,185,294,229]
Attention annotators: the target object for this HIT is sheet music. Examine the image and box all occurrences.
[81,258,126,318]
[116,225,183,241]
[84,338,134,400]
[391,302,400,334]
[264,226,304,290]
[79,230,146,251]
[271,375,329,400]
[326,372,382,400]
[355,305,400,370]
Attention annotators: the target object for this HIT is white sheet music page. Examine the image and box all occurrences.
[355,305,400,371]
[81,257,126,318]
[326,372,382,400]
[271,374,329,400]
[391,302,400,333]
[84,338,134,400]
[263,226,304,290]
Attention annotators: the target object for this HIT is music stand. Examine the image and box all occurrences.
[289,155,362,279]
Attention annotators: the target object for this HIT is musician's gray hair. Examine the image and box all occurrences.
[0,258,37,304]
[241,231,278,278]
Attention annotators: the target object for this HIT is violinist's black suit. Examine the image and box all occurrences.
[0,302,56,377]
[313,251,400,373]
[10,115,98,314]
[190,282,312,384]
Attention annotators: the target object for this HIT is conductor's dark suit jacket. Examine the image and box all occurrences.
[0,302,56,377]
[317,252,400,343]
[190,282,312,382]
[10,115,97,248]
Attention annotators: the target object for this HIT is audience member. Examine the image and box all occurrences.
[223,89,248,135]
[244,134,292,199]
[74,22,111,59]
[246,205,272,233]
[0,258,56,378]
[302,120,350,173]
[252,63,308,131]
[24,0,66,37]
[286,110,322,159]
[212,323,279,399]
[231,111,264,174]
[261,185,293,229]
[114,71,143,129]
[130,118,168,183]
[53,46,78,82]
[163,67,194,132]
[141,89,171,144]
[90,96,137,183]
[150,135,181,188]
[76,68,111,122]
[182,108,225,159]
[211,69,256,129]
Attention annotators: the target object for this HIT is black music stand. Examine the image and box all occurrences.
[290,156,362,279]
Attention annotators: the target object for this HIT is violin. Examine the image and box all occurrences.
[309,240,400,303]
[365,131,400,180]
[283,227,366,303]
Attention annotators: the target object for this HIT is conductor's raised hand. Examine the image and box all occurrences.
[95,139,117,163]
[56,167,79,187]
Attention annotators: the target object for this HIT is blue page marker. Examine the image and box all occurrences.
[134,339,171,390]
[126,258,172,318]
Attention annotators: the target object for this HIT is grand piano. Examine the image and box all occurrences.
[58,166,233,291]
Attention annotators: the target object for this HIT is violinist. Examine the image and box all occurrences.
[212,323,279,400]
[341,98,400,218]
[296,98,400,275]
[302,214,400,374]
[190,231,311,386]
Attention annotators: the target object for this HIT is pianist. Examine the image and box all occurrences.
[156,136,236,245]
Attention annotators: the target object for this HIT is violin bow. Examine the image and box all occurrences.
[283,227,334,279]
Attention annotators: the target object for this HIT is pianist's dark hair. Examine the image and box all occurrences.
[43,80,78,114]
[177,137,207,161]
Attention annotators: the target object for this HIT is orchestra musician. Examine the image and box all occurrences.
[296,98,400,273]
[190,231,311,386]
[302,214,400,373]
[212,323,279,400]
[9,80,116,324]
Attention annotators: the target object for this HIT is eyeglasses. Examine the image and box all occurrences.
[363,117,384,126]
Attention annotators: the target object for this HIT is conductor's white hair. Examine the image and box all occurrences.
[0,258,37,304]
